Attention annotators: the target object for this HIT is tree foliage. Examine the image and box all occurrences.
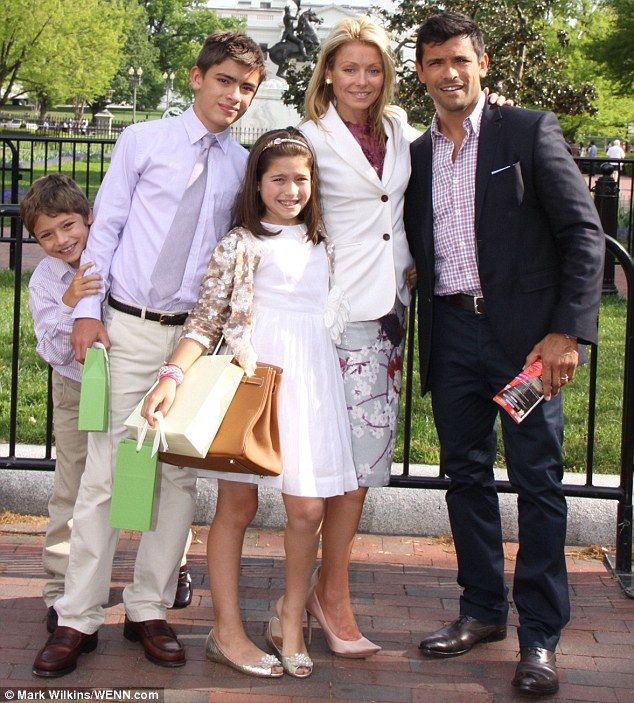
[0,0,129,112]
[0,0,244,115]
[590,0,634,95]
[282,0,598,126]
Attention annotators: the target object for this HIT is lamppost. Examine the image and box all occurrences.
[162,71,175,109]
[128,66,143,123]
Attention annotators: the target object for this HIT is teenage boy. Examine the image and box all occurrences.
[33,31,267,678]
[22,175,99,635]
[404,12,603,696]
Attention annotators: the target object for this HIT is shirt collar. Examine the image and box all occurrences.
[431,90,486,140]
[47,255,76,281]
[182,106,233,155]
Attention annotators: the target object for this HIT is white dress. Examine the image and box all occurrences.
[207,223,358,498]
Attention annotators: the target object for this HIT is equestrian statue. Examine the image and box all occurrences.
[267,1,322,78]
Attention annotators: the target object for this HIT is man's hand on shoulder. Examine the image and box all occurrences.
[524,333,578,401]
[71,318,111,363]
[483,86,515,107]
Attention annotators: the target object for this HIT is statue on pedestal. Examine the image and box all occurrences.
[267,0,322,78]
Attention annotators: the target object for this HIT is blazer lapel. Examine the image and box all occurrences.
[475,104,502,229]
[320,103,383,187]
[419,129,435,282]
[414,130,435,287]
[381,115,398,187]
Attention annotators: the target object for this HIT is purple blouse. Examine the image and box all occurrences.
[343,119,386,179]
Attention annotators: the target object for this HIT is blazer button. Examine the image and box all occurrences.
[381,194,389,202]
[383,233,391,241]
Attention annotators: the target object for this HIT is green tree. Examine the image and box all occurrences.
[106,0,162,113]
[590,0,634,95]
[0,0,129,112]
[547,1,634,139]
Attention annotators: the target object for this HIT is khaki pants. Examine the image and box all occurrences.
[42,372,87,607]
[55,307,197,633]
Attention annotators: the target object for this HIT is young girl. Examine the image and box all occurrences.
[141,129,357,679]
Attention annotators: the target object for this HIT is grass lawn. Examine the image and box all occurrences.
[0,270,628,474]
[7,142,114,203]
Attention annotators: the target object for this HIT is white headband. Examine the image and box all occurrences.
[263,137,311,151]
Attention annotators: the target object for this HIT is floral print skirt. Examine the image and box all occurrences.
[336,299,406,487]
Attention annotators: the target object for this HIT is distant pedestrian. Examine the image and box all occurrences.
[606,139,625,170]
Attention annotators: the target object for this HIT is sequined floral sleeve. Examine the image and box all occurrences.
[181,227,261,375]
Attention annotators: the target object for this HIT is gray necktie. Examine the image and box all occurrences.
[151,133,215,299]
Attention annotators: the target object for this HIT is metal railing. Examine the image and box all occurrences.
[1,136,633,597]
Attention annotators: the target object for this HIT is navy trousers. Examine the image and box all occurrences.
[429,299,570,651]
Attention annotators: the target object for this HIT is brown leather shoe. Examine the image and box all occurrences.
[419,615,507,657]
[33,626,98,677]
[170,564,193,609]
[46,606,58,634]
[512,647,559,695]
[123,615,186,667]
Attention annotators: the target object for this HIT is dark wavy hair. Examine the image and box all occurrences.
[196,30,266,84]
[415,12,485,65]
[232,129,324,244]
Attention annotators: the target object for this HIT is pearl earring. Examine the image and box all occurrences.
[325,77,332,85]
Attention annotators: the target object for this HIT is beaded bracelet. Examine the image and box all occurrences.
[157,363,184,386]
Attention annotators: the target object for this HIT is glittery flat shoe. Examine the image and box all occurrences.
[265,616,313,678]
[205,629,283,678]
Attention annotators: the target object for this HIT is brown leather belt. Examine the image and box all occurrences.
[107,294,189,326]
[437,293,486,315]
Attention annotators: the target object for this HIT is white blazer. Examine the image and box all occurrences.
[300,103,414,322]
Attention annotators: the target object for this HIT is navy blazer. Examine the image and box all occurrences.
[404,103,605,394]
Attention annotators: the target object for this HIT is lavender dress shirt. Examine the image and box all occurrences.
[74,107,248,319]
[29,256,82,381]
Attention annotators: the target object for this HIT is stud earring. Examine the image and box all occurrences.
[325,77,332,85]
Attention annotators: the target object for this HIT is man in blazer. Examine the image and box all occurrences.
[404,12,604,696]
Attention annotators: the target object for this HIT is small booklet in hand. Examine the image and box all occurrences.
[493,360,544,423]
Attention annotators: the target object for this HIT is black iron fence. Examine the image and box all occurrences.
[1,135,633,596]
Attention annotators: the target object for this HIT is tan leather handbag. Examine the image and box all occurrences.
[160,362,283,476]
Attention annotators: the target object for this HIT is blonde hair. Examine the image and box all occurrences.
[304,16,395,136]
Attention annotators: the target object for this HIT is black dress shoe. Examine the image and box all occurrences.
[512,647,559,695]
[419,614,507,657]
[169,564,193,609]
[46,606,58,634]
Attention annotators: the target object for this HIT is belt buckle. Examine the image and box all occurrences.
[473,296,485,315]
[158,313,171,326]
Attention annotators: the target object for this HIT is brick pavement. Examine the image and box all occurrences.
[0,524,632,702]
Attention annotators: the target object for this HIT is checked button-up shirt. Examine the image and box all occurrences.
[431,91,485,297]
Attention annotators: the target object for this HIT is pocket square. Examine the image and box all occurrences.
[491,162,519,175]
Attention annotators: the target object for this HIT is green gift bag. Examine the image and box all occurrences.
[109,415,167,532]
[78,343,109,431]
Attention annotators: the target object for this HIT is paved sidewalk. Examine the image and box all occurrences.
[0,523,633,703]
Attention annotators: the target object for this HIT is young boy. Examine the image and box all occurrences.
[22,174,100,635]
[23,176,194,633]
[32,31,267,678]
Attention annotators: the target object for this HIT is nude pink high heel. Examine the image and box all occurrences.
[305,569,381,658]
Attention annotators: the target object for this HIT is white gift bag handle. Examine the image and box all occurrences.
[136,411,169,456]
[92,341,110,377]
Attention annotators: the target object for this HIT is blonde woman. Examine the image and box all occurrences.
[299,16,510,657]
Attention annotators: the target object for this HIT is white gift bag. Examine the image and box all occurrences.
[125,355,244,458]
